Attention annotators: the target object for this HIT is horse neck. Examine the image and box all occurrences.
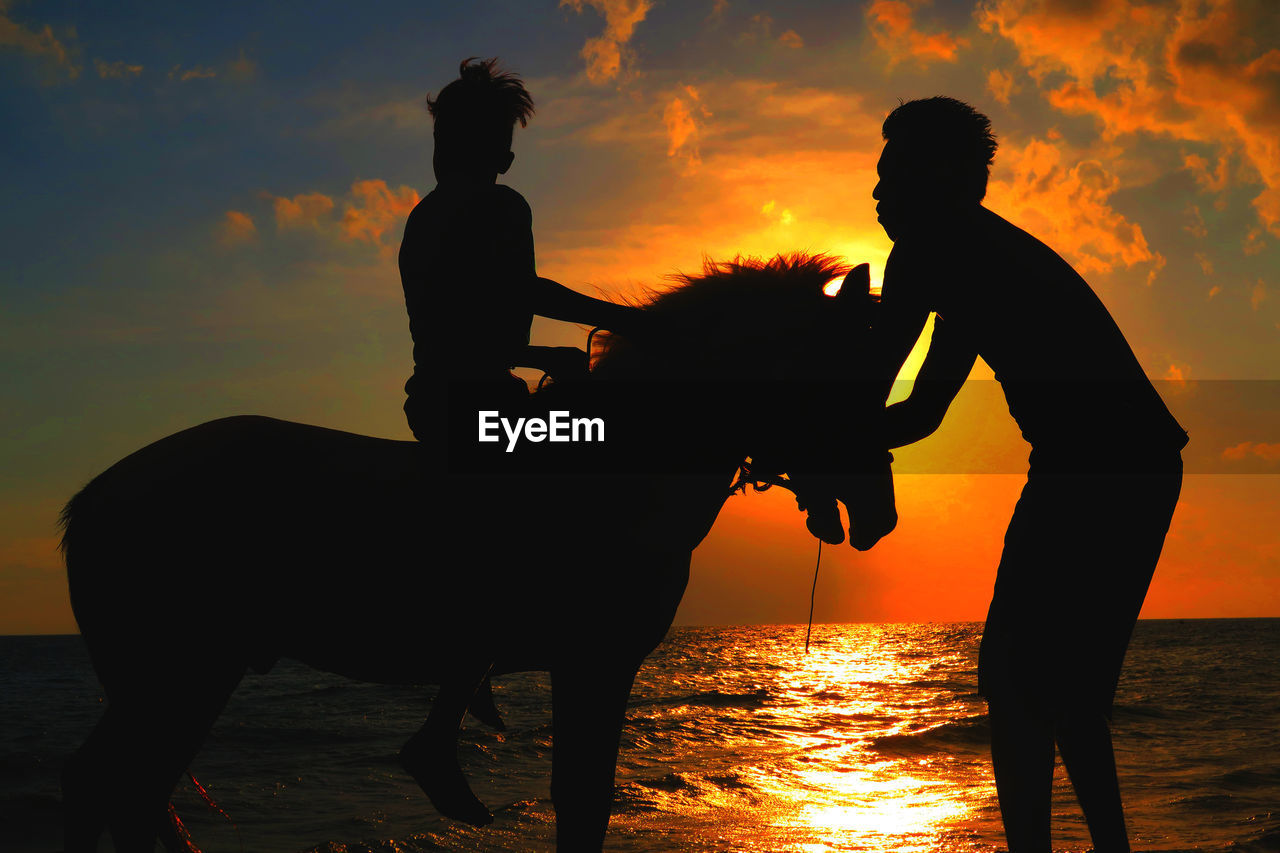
[538,367,744,553]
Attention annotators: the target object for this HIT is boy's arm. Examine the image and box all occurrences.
[882,316,977,448]
[520,344,588,379]
[526,276,642,335]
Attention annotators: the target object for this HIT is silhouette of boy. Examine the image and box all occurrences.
[400,58,640,446]
[849,97,1186,853]
[396,58,640,827]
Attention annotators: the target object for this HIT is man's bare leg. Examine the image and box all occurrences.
[989,698,1055,853]
[1057,709,1130,853]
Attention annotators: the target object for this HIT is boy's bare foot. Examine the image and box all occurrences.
[399,743,494,827]
[467,676,505,731]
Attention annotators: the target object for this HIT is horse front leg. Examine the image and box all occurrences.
[550,663,638,852]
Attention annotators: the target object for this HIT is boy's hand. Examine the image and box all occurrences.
[542,346,588,380]
[601,304,646,338]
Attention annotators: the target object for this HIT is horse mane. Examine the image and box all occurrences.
[590,251,852,376]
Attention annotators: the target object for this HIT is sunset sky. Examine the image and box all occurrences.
[2,0,1277,633]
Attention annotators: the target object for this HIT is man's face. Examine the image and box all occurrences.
[871,140,928,242]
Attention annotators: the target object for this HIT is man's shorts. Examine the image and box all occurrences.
[977,450,1183,718]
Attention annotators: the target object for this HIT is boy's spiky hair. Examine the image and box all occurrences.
[882,96,997,201]
[427,58,535,150]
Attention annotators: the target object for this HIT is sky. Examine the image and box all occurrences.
[1,0,1277,633]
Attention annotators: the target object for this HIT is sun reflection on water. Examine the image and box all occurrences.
[618,623,1000,852]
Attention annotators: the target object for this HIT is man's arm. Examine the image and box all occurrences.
[882,315,977,448]
[867,249,932,406]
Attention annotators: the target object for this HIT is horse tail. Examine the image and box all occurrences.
[60,481,96,638]
[58,482,88,574]
[59,477,116,649]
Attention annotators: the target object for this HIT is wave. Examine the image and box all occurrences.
[636,688,771,711]
[869,718,990,756]
[1231,824,1280,852]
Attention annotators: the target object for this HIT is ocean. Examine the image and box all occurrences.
[2,620,1277,852]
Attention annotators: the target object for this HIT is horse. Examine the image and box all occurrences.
[59,252,895,852]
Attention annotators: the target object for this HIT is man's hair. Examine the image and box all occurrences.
[427,58,535,152]
[882,97,997,201]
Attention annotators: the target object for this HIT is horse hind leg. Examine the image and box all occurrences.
[62,705,120,853]
[64,655,243,853]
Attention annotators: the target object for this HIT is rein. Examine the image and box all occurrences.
[805,539,822,654]
[536,326,602,391]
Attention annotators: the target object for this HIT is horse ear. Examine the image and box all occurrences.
[838,263,870,300]
[835,263,871,309]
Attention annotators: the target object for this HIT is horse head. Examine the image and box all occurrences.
[583,252,882,503]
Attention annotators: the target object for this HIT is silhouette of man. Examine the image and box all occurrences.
[400,58,640,448]
[856,97,1186,853]
[396,57,640,827]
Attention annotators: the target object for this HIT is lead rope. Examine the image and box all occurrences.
[804,539,822,654]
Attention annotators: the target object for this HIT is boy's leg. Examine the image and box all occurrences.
[467,674,505,731]
[399,663,495,827]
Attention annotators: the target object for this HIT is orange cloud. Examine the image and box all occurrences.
[0,1,79,79]
[760,199,794,226]
[93,58,142,79]
[250,181,419,250]
[1252,279,1267,311]
[740,14,805,49]
[166,52,255,84]
[866,0,967,64]
[1184,204,1208,238]
[340,180,420,247]
[1184,152,1231,195]
[226,49,257,83]
[219,210,256,245]
[985,137,1163,279]
[1222,441,1280,462]
[1164,363,1189,387]
[272,191,336,229]
[986,68,1015,105]
[980,0,1280,242]
[560,0,651,84]
[664,85,709,174]
[169,64,216,81]
[778,29,804,49]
